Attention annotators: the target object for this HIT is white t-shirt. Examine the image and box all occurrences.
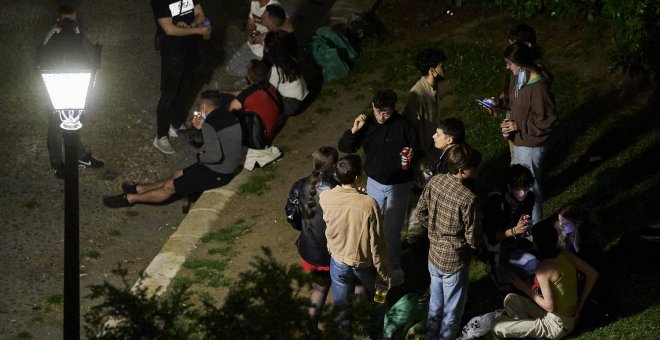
[269,66,309,101]
[247,0,282,56]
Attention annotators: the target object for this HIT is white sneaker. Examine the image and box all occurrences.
[168,125,178,138]
[153,136,175,154]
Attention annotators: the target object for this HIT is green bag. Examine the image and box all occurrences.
[383,293,426,338]
[310,26,358,81]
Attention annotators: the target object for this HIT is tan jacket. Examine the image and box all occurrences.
[320,186,389,279]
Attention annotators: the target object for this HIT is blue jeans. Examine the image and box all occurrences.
[367,178,413,271]
[427,261,470,340]
[330,257,382,336]
[512,145,546,225]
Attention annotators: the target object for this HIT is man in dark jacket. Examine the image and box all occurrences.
[103,90,246,208]
[338,89,419,281]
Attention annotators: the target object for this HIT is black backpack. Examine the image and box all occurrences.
[236,110,267,149]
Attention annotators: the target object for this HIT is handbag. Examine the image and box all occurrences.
[285,180,306,231]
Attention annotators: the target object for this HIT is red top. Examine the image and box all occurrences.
[239,83,281,141]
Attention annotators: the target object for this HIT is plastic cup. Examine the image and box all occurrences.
[374,281,389,304]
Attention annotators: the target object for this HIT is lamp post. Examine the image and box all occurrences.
[37,30,100,340]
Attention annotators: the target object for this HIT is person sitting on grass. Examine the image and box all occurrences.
[103,90,246,208]
[228,59,282,145]
[483,164,538,289]
[491,221,599,339]
[555,201,604,270]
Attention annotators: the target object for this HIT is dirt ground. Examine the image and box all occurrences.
[0,0,636,338]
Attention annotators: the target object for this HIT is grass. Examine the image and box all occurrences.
[16,331,33,339]
[22,199,39,210]
[174,218,253,289]
[239,164,276,195]
[82,250,102,260]
[32,294,63,313]
[312,6,659,338]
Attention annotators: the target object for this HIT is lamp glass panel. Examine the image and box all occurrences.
[41,72,92,110]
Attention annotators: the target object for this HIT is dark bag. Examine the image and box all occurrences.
[285,180,306,231]
[310,26,358,82]
[236,110,267,149]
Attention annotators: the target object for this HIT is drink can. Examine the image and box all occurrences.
[400,147,412,170]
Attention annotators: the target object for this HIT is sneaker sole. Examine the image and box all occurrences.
[153,138,175,154]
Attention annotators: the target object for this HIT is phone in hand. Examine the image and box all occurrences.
[475,98,496,109]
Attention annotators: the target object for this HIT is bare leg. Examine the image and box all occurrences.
[128,170,183,204]
[309,277,330,318]
[136,170,183,193]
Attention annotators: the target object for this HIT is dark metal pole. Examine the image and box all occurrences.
[63,129,80,340]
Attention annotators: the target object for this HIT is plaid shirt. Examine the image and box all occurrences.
[415,173,482,274]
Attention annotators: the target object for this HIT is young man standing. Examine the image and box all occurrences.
[320,154,390,334]
[225,0,290,83]
[338,89,419,281]
[406,117,467,245]
[403,47,447,166]
[103,90,245,208]
[44,4,104,178]
[151,0,210,154]
[415,144,483,339]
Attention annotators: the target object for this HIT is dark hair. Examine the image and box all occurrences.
[532,221,561,259]
[447,144,482,175]
[247,59,270,83]
[504,42,537,69]
[265,4,286,27]
[555,201,600,251]
[417,47,447,75]
[200,90,221,108]
[335,154,362,185]
[264,31,300,83]
[437,118,465,144]
[505,164,534,189]
[507,23,537,45]
[57,4,76,18]
[372,89,397,110]
[306,147,339,223]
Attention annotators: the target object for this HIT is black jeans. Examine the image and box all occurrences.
[156,50,197,138]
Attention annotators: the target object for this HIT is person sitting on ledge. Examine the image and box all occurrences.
[103,90,246,208]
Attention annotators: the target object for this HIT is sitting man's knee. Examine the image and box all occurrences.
[163,180,177,194]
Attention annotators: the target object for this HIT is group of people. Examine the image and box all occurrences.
[45,2,604,338]
[285,24,601,339]
[102,0,307,207]
[152,0,306,155]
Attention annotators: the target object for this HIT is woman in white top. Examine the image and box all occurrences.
[264,30,309,117]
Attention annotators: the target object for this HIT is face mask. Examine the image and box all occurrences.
[516,70,528,90]
[558,215,577,235]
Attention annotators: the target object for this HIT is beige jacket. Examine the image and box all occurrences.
[320,186,389,280]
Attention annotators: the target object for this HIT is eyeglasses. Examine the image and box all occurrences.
[373,107,393,117]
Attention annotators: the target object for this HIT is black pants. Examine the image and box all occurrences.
[156,51,197,138]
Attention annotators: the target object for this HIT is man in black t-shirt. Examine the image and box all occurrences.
[151,0,210,154]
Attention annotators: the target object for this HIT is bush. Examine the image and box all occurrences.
[85,248,376,339]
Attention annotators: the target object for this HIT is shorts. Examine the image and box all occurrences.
[301,258,330,273]
[173,163,233,196]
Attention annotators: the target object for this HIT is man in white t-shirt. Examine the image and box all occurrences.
[225,0,290,85]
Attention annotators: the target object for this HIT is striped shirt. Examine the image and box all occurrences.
[415,173,482,274]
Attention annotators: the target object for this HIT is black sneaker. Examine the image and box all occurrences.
[121,182,138,195]
[78,153,104,168]
[103,194,133,208]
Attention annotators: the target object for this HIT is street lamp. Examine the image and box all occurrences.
[36,30,100,340]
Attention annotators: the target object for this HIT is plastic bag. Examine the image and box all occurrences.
[384,293,425,338]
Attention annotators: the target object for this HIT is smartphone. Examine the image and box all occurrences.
[475,98,495,109]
